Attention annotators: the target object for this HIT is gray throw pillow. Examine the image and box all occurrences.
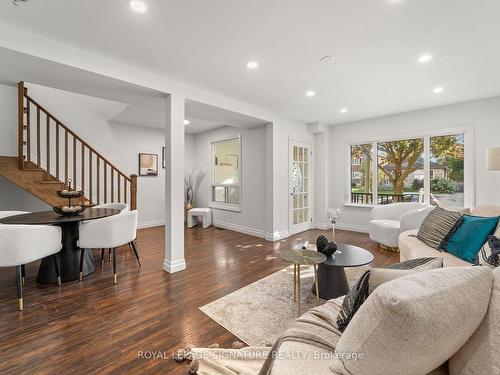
[336,257,443,332]
[417,206,464,249]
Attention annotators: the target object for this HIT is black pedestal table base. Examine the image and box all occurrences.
[311,264,349,300]
[37,221,95,284]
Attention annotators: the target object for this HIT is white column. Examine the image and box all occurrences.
[164,93,186,273]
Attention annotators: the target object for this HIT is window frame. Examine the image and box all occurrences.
[210,134,242,212]
[345,126,474,209]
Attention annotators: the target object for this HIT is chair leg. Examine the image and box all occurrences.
[108,248,111,262]
[101,249,105,268]
[79,248,85,281]
[16,265,23,311]
[53,255,61,286]
[112,248,117,284]
[129,241,141,267]
[21,264,26,287]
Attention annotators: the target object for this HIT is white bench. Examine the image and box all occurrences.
[187,208,212,228]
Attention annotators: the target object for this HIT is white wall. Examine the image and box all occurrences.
[328,96,500,232]
[0,84,17,156]
[191,126,268,237]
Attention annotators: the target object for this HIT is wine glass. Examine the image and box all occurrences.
[327,208,341,238]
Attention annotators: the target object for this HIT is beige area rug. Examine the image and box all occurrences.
[199,265,369,346]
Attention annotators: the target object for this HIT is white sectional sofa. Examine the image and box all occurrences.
[399,205,500,267]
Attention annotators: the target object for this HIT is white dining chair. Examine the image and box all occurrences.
[90,203,130,263]
[77,210,139,284]
[0,223,62,310]
[92,203,129,212]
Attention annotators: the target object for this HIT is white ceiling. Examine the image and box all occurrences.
[1,0,500,124]
[110,100,268,134]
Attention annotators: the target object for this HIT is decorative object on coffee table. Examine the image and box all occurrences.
[312,243,374,299]
[53,179,86,217]
[280,249,326,315]
[316,235,338,257]
[327,208,341,238]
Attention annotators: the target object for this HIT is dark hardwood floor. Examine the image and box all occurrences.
[0,226,398,374]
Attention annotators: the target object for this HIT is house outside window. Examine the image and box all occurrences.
[211,136,241,211]
[349,131,469,208]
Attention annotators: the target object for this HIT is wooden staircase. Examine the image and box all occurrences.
[0,82,137,209]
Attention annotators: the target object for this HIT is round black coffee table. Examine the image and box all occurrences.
[311,243,374,299]
[0,209,120,284]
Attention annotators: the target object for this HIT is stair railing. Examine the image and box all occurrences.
[18,81,137,209]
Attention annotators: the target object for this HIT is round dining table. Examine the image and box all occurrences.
[0,208,120,284]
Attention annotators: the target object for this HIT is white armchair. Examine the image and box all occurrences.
[77,210,139,284]
[368,203,430,249]
[0,222,62,310]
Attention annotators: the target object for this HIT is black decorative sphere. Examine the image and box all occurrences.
[316,235,329,253]
[316,235,337,257]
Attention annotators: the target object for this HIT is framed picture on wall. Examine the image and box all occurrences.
[162,147,166,168]
[138,153,158,176]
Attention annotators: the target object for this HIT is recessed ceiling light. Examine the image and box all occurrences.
[433,86,444,94]
[305,90,316,97]
[340,108,348,114]
[320,55,334,64]
[418,54,433,64]
[130,0,147,13]
[246,61,259,70]
[184,120,190,125]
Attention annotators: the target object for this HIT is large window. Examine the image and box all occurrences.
[211,137,241,210]
[349,132,467,208]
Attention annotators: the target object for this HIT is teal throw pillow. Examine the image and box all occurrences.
[445,215,499,263]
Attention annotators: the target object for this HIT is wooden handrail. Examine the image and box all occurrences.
[18,81,137,210]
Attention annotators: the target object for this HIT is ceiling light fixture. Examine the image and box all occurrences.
[130,0,147,13]
[340,108,348,114]
[305,90,316,98]
[418,54,433,64]
[246,61,259,70]
[433,86,444,94]
[184,120,190,125]
[12,0,28,6]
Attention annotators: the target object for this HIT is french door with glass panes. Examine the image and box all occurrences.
[289,139,312,235]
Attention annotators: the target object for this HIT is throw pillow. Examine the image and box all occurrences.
[445,215,500,264]
[336,270,369,333]
[331,267,493,375]
[336,257,443,332]
[417,206,464,249]
[368,257,443,294]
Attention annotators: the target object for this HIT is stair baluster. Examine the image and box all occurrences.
[15,81,137,210]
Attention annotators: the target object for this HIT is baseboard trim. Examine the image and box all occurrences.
[137,219,165,229]
[335,222,369,233]
[213,219,266,239]
[264,229,290,241]
[314,222,330,230]
[163,259,186,273]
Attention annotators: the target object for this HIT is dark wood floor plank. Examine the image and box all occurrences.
[0,226,398,374]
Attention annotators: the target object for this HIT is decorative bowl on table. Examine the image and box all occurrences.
[56,190,83,199]
[53,205,86,217]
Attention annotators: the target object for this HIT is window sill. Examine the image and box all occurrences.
[343,203,375,209]
[210,202,241,212]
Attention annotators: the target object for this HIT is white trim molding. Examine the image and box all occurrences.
[213,219,266,239]
[335,222,369,233]
[265,228,290,241]
[137,219,165,229]
[163,258,187,273]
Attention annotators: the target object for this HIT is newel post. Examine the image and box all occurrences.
[17,81,25,170]
[130,174,138,210]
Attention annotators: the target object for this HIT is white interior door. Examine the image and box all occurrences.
[289,140,312,235]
